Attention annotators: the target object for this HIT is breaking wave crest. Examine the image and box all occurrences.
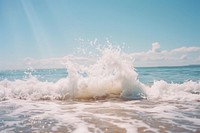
[0,46,200,101]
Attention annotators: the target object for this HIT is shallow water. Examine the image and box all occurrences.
[0,99,199,133]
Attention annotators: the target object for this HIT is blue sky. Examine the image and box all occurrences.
[0,0,200,69]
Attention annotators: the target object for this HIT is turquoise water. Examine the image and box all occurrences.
[137,65,200,84]
[1,65,199,83]
[0,69,68,82]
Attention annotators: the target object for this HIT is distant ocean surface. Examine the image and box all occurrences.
[137,65,200,84]
[1,65,200,83]
[0,47,200,133]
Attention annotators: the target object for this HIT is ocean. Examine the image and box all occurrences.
[0,47,200,133]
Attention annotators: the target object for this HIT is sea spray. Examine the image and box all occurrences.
[0,46,200,133]
[145,80,200,101]
[0,46,147,101]
[0,45,200,101]
[63,45,147,100]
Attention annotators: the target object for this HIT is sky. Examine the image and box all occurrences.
[0,0,200,69]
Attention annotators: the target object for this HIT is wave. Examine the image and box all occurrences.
[0,46,200,101]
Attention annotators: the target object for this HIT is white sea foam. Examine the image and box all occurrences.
[0,46,200,102]
[0,46,146,101]
[1,46,200,133]
[1,98,199,132]
[145,80,200,101]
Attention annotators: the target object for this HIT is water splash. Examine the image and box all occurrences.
[0,45,200,101]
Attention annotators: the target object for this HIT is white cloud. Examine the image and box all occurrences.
[180,55,188,60]
[171,47,200,53]
[23,55,94,69]
[131,42,200,67]
[1,42,199,70]
[196,56,200,61]
[20,42,200,69]
[151,42,160,52]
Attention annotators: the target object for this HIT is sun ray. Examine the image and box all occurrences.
[20,0,53,58]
